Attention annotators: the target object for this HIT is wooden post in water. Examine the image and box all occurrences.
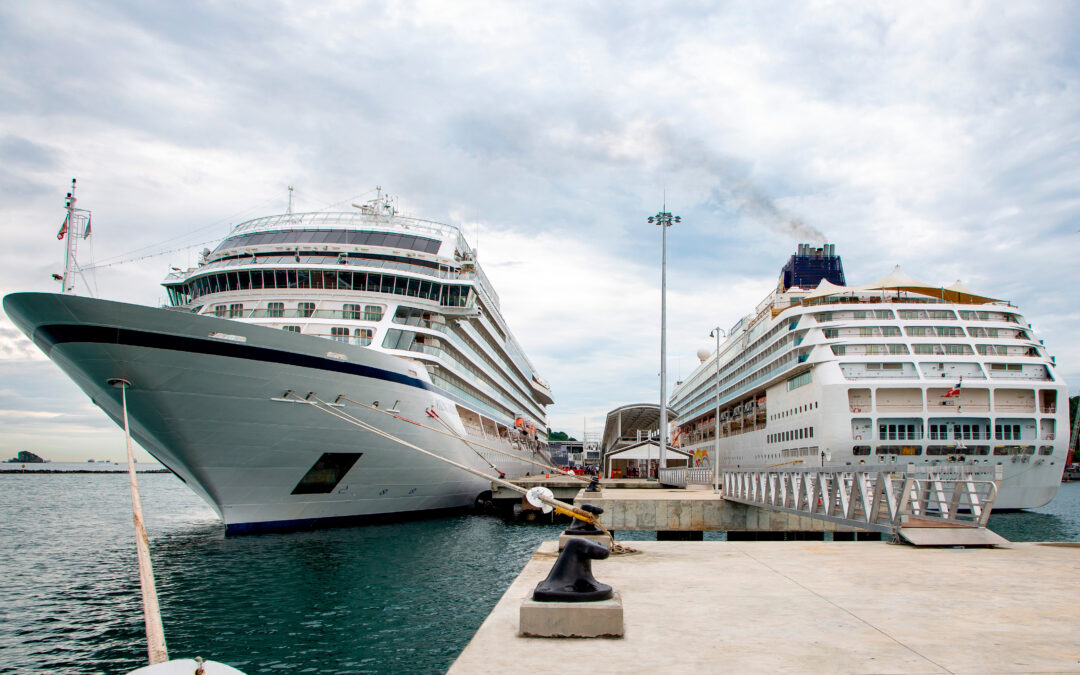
[115,380,169,664]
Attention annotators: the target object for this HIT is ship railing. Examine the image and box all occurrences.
[720,463,1003,535]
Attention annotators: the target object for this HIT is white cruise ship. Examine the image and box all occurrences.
[670,244,1067,509]
[4,189,555,533]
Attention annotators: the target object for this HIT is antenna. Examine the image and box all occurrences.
[287,186,294,214]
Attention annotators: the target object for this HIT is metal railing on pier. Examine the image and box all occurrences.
[721,463,1002,536]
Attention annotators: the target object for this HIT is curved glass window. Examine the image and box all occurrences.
[177,269,471,308]
[213,229,442,255]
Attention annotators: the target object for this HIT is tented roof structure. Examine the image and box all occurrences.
[602,403,678,454]
[801,265,1001,305]
[803,278,849,300]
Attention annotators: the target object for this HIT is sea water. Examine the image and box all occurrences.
[2,474,1078,674]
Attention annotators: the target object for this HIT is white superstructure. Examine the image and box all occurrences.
[5,189,554,533]
[670,244,1067,509]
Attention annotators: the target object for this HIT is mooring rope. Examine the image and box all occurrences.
[425,409,505,476]
[117,382,169,664]
[290,392,634,552]
[335,395,588,482]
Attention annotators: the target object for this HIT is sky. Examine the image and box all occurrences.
[1,0,1078,462]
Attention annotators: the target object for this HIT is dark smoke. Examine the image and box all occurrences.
[647,122,828,244]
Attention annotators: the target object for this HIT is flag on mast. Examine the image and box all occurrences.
[57,214,68,240]
[83,214,91,237]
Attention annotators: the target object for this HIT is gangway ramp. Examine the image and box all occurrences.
[719,463,1008,546]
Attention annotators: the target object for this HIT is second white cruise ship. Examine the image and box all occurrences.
[5,188,555,533]
[670,244,1068,509]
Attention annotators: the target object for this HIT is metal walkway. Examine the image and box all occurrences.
[662,463,1007,546]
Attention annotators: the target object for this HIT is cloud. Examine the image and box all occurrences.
[2,0,1079,454]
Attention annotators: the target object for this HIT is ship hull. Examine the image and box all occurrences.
[5,293,542,533]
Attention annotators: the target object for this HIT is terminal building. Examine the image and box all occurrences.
[600,403,688,478]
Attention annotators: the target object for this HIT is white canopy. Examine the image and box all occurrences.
[803,277,850,300]
[802,265,1001,305]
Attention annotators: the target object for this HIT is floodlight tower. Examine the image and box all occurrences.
[648,207,679,469]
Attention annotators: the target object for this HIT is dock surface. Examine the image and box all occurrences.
[450,541,1080,674]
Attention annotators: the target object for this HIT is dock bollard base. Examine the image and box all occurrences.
[519,592,623,638]
[557,533,611,550]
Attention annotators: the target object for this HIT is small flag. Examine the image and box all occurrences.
[944,378,962,397]
[83,214,91,237]
[57,214,68,240]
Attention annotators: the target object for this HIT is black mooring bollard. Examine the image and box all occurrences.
[563,503,605,536]
[532,538,613,602]
[585,476,601,492]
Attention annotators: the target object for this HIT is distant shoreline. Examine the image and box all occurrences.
[0,468,170,474]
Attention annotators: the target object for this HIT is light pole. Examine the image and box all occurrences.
[649,208,679,469]
[710,327,726,493]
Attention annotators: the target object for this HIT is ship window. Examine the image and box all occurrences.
[355,328,373,346]
[875,310,894,319]
[875,445,922,456]
[213,304,226,318]
[290,452,363,495]
[343,303,362,320]
[994,424,1022,440]
[251,271,264,290]
[330,327,350,342]
[282,325,300,332]
[267,302,284,318]
[364,305,384,321]
[298,302,315,318]
[853,445,871,456]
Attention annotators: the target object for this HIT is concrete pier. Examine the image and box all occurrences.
[450,540,1080,674]
[577,486,864,535]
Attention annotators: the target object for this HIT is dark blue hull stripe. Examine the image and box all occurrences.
[34,322,442,395]
[224,504,472,535]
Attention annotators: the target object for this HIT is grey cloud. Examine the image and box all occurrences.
[0,135,61,171]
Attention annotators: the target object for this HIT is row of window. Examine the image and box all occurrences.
[330,327,374,345]
[214,228,442,255]
[212,302,386,321]
[825,326,1027,339]
[814,309,1020,323]
[876,423,1024,441]
[167,269,473,307]
[852,444,1050,457]
[768,427,814,444]
[834,343,1036,356]
[771,401,818,421]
